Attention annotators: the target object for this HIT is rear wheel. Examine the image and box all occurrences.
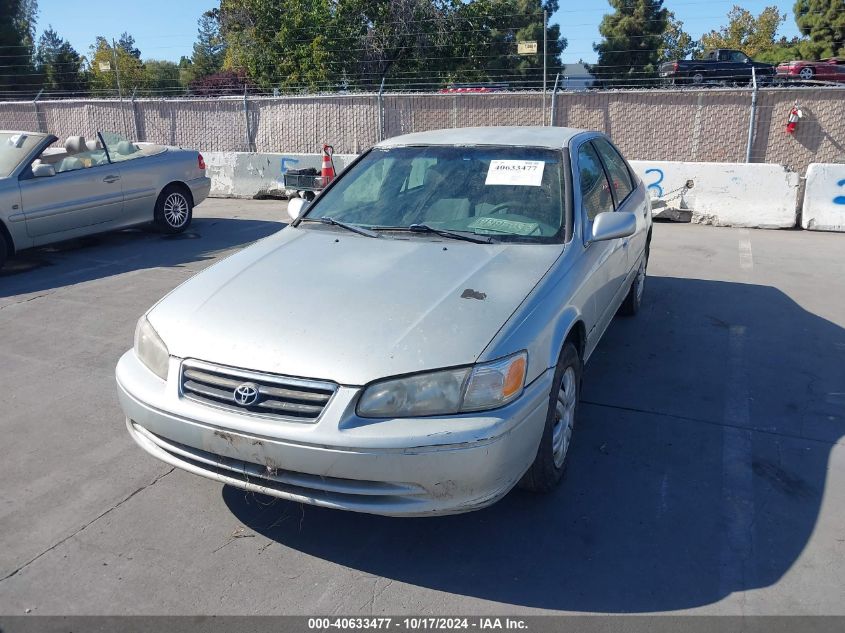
[519,342,581,493]
[0,236,7,270]
[690,70,705,85]
[154,185,193,233]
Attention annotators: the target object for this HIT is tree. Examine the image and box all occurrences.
[142,59,182,95]
[219,0,336,91]
[189,68,255,95]
[794,0,845,58]
[593,0,669,85]
[658,12,699,62]
[88,36,145,95]
[117,31,141,59]
[699,6,785,58]
[187,9,226,83]
[0,0,39,96]
[35,26,86,95]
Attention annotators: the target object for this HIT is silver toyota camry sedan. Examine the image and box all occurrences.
[116,126,652,516]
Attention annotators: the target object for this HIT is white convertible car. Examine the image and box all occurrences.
[0,130,210,269]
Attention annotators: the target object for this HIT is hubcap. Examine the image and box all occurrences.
[635,261,646,302]
[163,193,189,227]
[799,68,813,80]
[551,366,577,469]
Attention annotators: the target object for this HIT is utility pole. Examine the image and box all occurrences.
[543,10,548,95]
[543,10,548,122]
[112,38,130,137]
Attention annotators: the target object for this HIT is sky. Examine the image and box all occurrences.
[36,0,803,65]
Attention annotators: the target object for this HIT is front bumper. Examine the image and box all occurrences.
[116,351,553,516]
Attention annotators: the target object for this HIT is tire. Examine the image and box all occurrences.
[519,342,581,493]
[690,70,705,85]
[0,235,7,271]
[798,67,815,81]
[619,255,647,316]
[154,185,193,234]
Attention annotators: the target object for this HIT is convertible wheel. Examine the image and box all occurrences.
[519,342,581,493]
[154,186,193,234]
[619,257,646,316]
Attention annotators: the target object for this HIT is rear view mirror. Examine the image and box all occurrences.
[32,163,55,178]
[590,211,636,242]
[287,197,309,222]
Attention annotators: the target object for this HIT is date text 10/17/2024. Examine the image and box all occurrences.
[308,618,529,630]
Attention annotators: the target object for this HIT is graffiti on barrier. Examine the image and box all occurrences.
[644,168,664,198]
[834,178,845,205]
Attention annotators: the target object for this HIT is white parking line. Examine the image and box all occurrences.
[719,325,755,603]
[738,230,754,271]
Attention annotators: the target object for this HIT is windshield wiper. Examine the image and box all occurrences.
[398,223,493,244]
[300,216,380,238]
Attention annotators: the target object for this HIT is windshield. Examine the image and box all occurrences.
[303,145,565,242]
[0,132,44,178]
[98,131,165,162]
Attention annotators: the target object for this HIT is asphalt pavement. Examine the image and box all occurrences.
[1,199,843,615]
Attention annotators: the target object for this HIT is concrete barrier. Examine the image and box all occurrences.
[629,161,800,229]
[206,152,356,198]
[802,163,845,232]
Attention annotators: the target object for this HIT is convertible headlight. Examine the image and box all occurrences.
[134,316,170,380]
[357,352,527,418]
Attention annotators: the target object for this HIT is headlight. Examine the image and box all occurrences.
[134,316,170,380]
[357,352,527,418]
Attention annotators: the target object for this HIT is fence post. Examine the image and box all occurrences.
[745,67,758,163]
[32,89,44,132]
[542,9,548,122]
[377,77,385,142]
[243,86,252,152]
[549,73,560,126]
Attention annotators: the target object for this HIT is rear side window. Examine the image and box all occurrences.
[577,143,614,222]
[593,138,634,205]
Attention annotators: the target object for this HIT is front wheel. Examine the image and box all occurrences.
[519,342,581,493]
[154,185,193,234]
[798,67,815,81]
[0,236,7,271]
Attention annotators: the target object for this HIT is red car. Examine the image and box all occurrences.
[776,58,845,82]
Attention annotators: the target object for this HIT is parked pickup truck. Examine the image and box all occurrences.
[659,49,775,85]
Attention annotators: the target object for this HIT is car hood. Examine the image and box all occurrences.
[149,226,562,385]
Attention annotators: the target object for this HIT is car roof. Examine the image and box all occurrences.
[375,126,591,150]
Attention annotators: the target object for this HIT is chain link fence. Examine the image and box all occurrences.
[2,87,843,174]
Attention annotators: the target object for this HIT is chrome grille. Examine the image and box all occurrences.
[180,359,336,422]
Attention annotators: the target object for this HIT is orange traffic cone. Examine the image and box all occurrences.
[321,144,336,185]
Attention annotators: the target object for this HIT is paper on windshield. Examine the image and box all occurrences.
[485,160,545,187]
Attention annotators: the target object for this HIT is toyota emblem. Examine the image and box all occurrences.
[233,382,260,406]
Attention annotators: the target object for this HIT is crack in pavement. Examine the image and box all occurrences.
[581,400,843,447]
[0,467,175,584]
[0,291,56,311]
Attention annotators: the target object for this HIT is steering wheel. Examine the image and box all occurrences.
[485,202,516,216]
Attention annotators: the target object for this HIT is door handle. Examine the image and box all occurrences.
[103,175,120,183]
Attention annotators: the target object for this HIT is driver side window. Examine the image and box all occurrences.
[578,143,614,227]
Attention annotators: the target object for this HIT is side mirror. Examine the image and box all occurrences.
[32,163,55,178]
[590,211,636,242]
[287,197,309,222]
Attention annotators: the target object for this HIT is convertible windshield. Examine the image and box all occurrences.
[0,132,44,178]
[303,145,565,241]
